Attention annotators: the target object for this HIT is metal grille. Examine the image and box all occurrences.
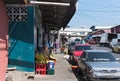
[100,70,117,73]
[6,5,27,21]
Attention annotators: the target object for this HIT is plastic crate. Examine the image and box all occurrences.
[35,64,46,75]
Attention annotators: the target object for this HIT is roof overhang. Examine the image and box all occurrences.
[4,0,77,30]
[4,0,28,4]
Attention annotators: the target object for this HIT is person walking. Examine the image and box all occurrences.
[54,39,59,54]
[50,40,54,54]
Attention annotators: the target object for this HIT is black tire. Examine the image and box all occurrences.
[86,68,95,81]
[82,70,89,81]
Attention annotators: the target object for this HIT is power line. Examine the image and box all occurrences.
[79,1,120,8]
[78,9,120,13]
[72,12,119,26]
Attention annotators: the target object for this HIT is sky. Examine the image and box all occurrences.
[68,0,120,28]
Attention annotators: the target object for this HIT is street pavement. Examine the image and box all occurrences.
[92,44,120,58]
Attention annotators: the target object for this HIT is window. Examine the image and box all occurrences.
[75,46,91,51]
[87,52,116,62]
[6,4,27,21]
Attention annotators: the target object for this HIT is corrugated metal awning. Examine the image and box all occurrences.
[36,0,77,30]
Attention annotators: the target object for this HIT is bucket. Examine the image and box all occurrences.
[48,60,54,69]
[71,65,78,69]
[47,69,54,75]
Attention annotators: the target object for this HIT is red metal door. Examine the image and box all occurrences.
[0,0,8,81]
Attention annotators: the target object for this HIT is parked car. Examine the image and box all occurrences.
[110,38,120,48]
[73,44,92,63]
[112,43,120,53]
[73,44,92,57]
[74,38,81,44]
[68,41,76,55]
[77,50,120,81]
[74,38,85,44]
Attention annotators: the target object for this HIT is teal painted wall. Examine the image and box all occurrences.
[8,6,35,72]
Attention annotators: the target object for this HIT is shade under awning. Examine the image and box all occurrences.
[37,0,77,30]
[4,0,28,4]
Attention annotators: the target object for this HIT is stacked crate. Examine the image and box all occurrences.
[36,64,46,75]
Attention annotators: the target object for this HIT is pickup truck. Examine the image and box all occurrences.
[100,33,117,47]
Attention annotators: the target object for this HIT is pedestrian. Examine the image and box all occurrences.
[54,39,59,54]
[54,41,57,54]
[50,40,54,54]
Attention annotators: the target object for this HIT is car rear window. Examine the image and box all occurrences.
[75,46,91,51]
[75,38,81,41]
[87,52,116,62]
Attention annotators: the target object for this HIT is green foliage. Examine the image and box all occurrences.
[35,53,49,64]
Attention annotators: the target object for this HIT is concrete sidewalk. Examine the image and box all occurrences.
[6,54,78,81]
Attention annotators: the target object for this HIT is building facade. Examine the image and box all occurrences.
[111,25,120,33]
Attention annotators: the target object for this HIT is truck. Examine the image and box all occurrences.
[100,33,118,47]
[109,38,120,47]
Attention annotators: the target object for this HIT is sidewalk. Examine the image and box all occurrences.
[6,54,78,81]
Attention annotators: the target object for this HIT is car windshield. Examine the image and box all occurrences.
[87,52,116,62]
[75,38,81,42]
[75,46,91,51]
[70,42,76,46]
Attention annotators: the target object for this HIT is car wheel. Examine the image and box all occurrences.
[86,68,94,81]
[82,70,89,81]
